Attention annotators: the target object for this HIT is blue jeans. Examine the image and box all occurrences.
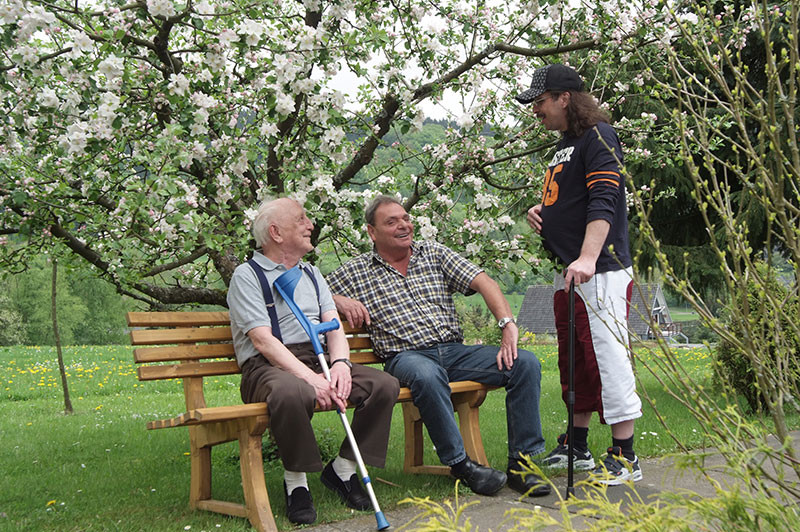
[385,343,545,466]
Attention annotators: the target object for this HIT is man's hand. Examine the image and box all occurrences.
[333,294,371,328]
[564,256,596,286]
[497,322,520,370]
[328,360,352,403]
[526,204,543,234]
[565,219,609,286]
[306,372,347,411]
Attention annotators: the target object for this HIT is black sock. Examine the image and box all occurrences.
[613,436,635,461]
[573,427,589,453]
[450,457,469,474]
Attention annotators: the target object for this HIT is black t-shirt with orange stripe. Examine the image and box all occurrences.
[539,121,632,273]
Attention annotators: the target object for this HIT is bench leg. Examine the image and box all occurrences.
[453,390,489,467]
[189,428,213,506]
[401,402,428,473]
[401,389,490,475]
[238,416,277,532]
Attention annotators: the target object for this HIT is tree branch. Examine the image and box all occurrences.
[141,246,210,277]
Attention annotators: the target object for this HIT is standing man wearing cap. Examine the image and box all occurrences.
[516,64,643,485]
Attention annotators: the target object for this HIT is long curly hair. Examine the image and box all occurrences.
[563,91,610,138]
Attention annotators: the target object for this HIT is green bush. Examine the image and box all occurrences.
[680,319,719,344]
[714,263,800,412]
[455,298,502,346]
[0,293,26,345]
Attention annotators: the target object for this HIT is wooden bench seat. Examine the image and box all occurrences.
[128,311,495,532]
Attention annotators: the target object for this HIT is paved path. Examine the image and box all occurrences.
[302,430,800,531]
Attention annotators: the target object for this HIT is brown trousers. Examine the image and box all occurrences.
[240,343,400,472]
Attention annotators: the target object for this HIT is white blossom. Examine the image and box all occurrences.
[217,28,240,48]
[70,31,94,57]
[415,216,438,240]
[196,69,213,83]
[275,91,296,116]
[474,193,498,210]
[37,88,59,108]
[244,207,258,222]
[497,215,514,227]
[191,92,217,108]
[237,19,266,46]
[61,121,90,155]
[0,1,25,25]
[146,0,177,19]
[259,122,278,138]
[14,45,38,65]
[204,51,226,73]
[168,73,190,96]
[97,55,124,83]
[194,0,214,14]
[322,126,345,148]
[457,112,475,129]
[411,110,425,131]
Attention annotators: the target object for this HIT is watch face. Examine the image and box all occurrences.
[498,317,515,328]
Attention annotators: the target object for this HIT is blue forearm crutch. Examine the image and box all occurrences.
[273,266,390,531]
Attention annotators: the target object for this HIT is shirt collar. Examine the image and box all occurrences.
[370,241,418,268]
[251,250,306,272]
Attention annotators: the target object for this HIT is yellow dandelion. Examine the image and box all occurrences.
[47,500,56,506]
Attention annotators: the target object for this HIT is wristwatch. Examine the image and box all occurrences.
[497,317,515,329]
[331,358,353,369]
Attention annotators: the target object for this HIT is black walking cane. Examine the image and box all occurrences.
[566,279,576,499]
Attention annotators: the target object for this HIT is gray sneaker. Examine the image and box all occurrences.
[590,446,642,485]
[541,433,595,470]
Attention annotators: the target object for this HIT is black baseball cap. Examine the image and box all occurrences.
[515,64,584,104]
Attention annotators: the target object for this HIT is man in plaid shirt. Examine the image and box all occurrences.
[327,195,549,497]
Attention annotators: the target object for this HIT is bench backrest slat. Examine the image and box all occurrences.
[134,344,236,363]
[138,360,241,381]
[128,311,231,327]
[346,336,373,350]
[130,327,233,346]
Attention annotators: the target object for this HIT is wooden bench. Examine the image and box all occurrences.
[127,311,495,532]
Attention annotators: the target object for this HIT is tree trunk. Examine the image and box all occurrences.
[52,259,73,415]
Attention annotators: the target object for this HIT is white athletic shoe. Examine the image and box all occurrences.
[590,446,642,486]
[541,433,596,471]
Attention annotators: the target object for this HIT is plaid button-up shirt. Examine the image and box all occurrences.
[326,241,483,359]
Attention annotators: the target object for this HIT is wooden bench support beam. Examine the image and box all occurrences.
[400,389,490,475]
[238,416,276,532]
[189,427,212,504]
[454,390,489,468]
[187,416,276,532]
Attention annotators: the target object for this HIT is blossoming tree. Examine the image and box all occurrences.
[1,0,670,307]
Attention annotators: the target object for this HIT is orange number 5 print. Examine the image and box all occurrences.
[542,164,562,206]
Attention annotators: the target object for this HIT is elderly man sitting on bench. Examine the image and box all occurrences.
[227,197,399,525]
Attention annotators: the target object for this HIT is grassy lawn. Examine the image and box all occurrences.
[669,308,701,322]
[0,342,716,531]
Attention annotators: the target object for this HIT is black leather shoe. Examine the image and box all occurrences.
[450,458,507,495]
[507,459,551,497]
[284,482,316,524]
[321,460,371,510]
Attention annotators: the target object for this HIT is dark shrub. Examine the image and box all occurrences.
[714,263,800,412]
